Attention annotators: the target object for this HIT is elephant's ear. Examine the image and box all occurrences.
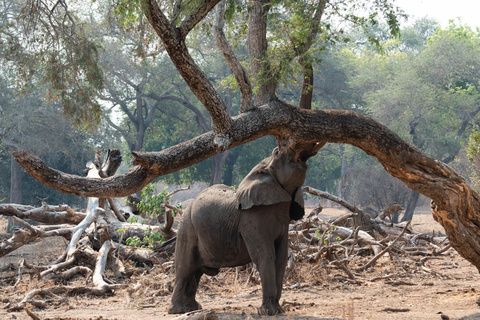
[290,188,305,220]
[236,173,291,210]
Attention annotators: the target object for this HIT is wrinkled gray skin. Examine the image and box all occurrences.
[168,146,314,315]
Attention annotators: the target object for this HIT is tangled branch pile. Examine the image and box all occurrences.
[288,186,450,284]
[0,150,180,313]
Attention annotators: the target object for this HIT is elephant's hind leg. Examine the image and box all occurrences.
[183,269,203,312]
[168,224,199,314]
[168,274,190,314]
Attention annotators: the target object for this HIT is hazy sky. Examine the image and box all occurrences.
[395,0,480,29]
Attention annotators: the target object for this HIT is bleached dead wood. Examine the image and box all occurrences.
[1,150,179,312]
[355,221,412,272]
[0,203,86,224]
[0,216,72,257]
[92,240,126,294]
[309,216,383,255]
[66,196,100,259]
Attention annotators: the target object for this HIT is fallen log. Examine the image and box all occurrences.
[0,203,86,225]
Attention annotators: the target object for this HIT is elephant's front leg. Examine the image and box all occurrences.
[246,241,283,315]
[274,235,289,305]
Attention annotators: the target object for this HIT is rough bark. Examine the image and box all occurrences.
[247,0,276,106]
[298,55,314,109]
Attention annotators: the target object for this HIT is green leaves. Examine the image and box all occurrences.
[124,227,165,249]
[133,184,170,219]
[44,38,104,129]
[1,0,105,129]
[113,0,145,26]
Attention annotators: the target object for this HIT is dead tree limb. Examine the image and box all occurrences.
[0,203,86,224]
[0,217,72,257]
[312,216,382,255]
[66,196,100,259]
[303,186,373,231]
[303,186,363,215]
[92,240,126,293]
[8,287,67,312]
[355,220,412,272]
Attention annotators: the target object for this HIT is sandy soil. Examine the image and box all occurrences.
[1,208,480,320]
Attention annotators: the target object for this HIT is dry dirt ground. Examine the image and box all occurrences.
[1,208,480,320]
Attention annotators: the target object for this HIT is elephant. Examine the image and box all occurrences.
[168,143,320,315]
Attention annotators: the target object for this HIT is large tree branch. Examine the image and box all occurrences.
[11,102,459,196]
[11,154,154,198]
[213,0,253,112]
[142,0,231,136]
[14,101,480,270]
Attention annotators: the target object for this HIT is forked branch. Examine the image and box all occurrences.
[142,0,231,135]
[213,0,253,112]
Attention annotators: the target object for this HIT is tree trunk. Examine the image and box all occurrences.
[247,0,276,106]
[223,146,243,186]
[299,55,314,110]
[401,190,420,222]
[10,154,22,204]
[210,151,229,185]
[337,145,348,199]
[8,154,23,231]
